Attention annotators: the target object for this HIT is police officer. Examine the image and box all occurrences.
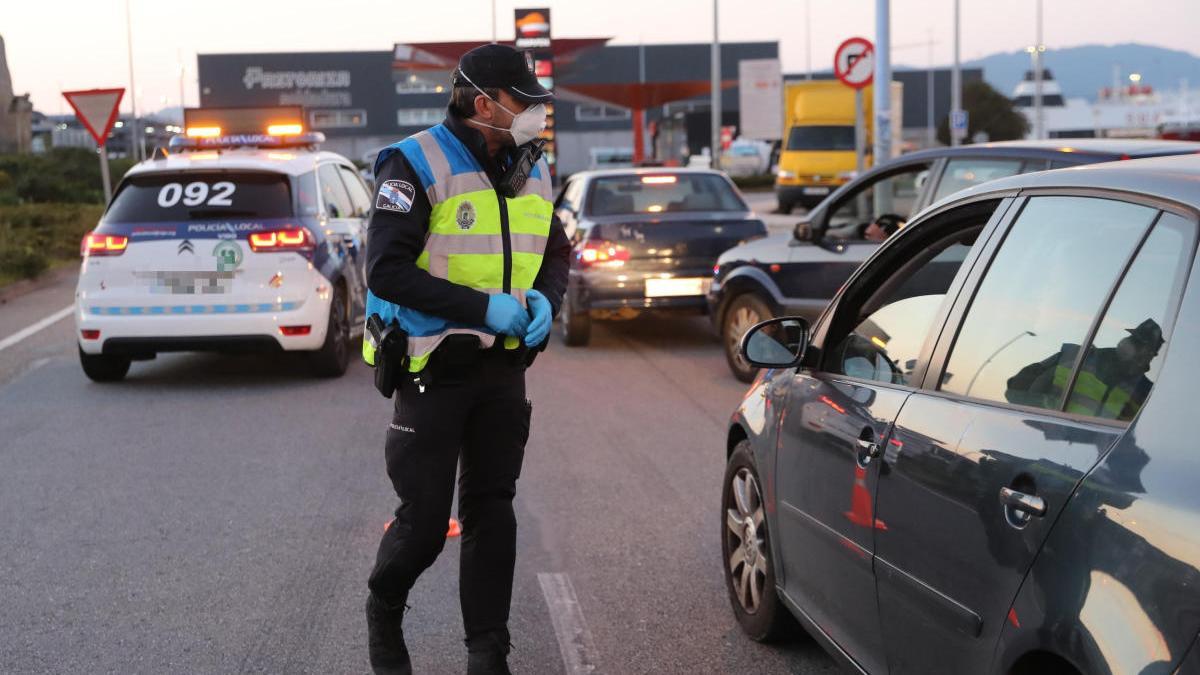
[363,44,569,675]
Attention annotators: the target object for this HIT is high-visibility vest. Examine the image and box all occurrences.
[1052,364,1135,420]
[362,122,553,373]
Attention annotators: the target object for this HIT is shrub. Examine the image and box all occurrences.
[0,203,104,283]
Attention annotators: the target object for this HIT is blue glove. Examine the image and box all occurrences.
[485,293,530,336]
[524,289,552,347]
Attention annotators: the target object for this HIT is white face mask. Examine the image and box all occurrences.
[458,69,548,146]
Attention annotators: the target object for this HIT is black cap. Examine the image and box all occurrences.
[1125,319,1165,347]
[452,44,552,104]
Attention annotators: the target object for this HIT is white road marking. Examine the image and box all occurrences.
[538,572,601,675]
[0,305,74,353]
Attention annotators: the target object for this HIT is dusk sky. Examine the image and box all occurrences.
[3,0,1197,115]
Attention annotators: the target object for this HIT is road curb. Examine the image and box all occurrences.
[0,264,77,306]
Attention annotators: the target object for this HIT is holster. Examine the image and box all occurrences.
[368,314,409,399]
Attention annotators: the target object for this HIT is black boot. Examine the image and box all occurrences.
[366,594,412,675]
[465,631,512,675]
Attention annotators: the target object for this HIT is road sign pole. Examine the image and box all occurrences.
[873,0,892,164]
[98,146,112,203]
[951,0,962,146]
[854,89,865,175]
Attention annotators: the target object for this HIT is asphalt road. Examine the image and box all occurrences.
[0,270,837,674]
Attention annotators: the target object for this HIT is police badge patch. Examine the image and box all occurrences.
[456,200,476,230]
[376,180,416,213]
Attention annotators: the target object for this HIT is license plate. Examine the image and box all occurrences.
[802,187,830,196]
[138,271,234,295]
[645,277,708,298]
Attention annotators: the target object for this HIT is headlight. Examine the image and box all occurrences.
[777,169,796,179]
[837,171,857,181]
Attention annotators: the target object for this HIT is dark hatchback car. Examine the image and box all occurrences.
[710,139,1200,381]
[552,168,767,345]
[721,154,1200,674]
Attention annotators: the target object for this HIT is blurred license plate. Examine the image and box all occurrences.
[645,277,708,298]
[802,187,830,196]
[139,271,234,295]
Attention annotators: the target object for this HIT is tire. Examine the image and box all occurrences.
[560,283,591,347]
[722,440,796,642]
[777,198,795,215]
[723,293,773,382]
[79,346,130,382]
[309,284,351,378]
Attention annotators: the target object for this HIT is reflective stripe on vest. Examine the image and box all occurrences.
[362,123,553,372]
[1052,365,1132,419]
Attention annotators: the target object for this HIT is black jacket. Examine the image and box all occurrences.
[365,109,571,329]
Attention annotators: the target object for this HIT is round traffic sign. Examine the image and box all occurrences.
[834,37,875,89]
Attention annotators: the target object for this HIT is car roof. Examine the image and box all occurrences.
[899,138,1200,163]
[571,167,728,180]
[929,153,1200,214]
[124,148,353,178]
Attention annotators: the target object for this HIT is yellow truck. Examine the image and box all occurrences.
[775,80,876,214]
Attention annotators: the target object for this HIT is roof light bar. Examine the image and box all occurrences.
[168,131,326,152]
[185,126,222,138]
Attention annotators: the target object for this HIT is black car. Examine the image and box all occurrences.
[553,168,767,345]
[710,139,1200,381]
[723,153,1200,674]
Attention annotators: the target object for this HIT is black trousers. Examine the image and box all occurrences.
[368,351,531,643]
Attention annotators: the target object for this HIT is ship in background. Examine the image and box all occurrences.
[1012,67,1200,139]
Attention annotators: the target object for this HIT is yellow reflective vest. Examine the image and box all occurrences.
[363,123,553,372]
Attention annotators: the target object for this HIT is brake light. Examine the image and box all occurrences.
[248,228,314,252]
[578,240,631,268]
[81,233,128,256]
[641,175,677,184]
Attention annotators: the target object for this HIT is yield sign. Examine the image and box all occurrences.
[62,88,125,147]
[833,38,874,90]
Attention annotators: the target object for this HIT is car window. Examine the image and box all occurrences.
[826,164,931,239]
[586,173,746,216]
[786,125,855,151]
[338,165,373,217]
[295,171,320,217]
[932,158,1024,202]
[104,172,292,222]
[1063,213,1195,421]
[557,178,584,213]
[939,196,1159,410]
[827,217,987,386]
[318,164,355,219]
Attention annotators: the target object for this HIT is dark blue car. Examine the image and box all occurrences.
[723,153,1200,674]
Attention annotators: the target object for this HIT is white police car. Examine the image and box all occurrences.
[75,122,369,381]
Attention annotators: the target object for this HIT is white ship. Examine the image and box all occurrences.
[1013,67,1200,138]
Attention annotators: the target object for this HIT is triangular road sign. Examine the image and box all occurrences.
[62,88,126,147]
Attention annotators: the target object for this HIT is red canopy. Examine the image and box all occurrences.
[559,80,736,110]
[393,38,610,71]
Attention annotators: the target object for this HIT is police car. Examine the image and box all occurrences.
[75,110,369,381]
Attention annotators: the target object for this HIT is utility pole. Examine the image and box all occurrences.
[805,0,813,80]
[1033,0,1045,139]
[873,0,892,163]
[178,50,186,113]
[491,0,497,43]
[927,30,936,148]
[710,0,721,169]
[951,0,962,146]
[125,0,141,161]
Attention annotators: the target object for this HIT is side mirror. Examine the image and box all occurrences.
[740,316,810,369]
[792,219,813,242]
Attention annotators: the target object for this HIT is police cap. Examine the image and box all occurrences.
[453,44,553,105]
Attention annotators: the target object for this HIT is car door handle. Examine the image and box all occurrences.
[856,438,881,457]
[999,487,1046,517]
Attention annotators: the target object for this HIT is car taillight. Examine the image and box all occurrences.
[81,233,128,257]
[279,325,311,336]
[248,227,314,252]
[577,240,631,268]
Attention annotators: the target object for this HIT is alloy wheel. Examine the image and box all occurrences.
[726,467,768,614]
[727,305,762,373]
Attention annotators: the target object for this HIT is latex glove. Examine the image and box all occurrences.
[485,293,530,336]
[524,289,553,347]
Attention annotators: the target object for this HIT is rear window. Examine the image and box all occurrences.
[586,174,746,216]
[104,172,293,222]
[786,125,855,151]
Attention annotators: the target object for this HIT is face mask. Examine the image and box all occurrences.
[458,69,548,146]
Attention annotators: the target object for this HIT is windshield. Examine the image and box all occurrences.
[586,174,747,216]
[104,172,294,222]
[786,125,855,151]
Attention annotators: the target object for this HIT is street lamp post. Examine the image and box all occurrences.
[710,0,721,170]
[951,0,962,146]
[873,0,892,162]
